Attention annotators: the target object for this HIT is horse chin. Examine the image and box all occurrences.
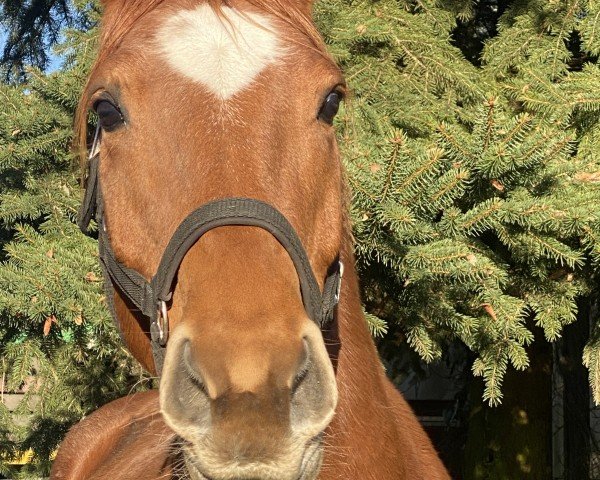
[183,436,324,480]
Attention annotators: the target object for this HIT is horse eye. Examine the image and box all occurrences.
[95,100,124,131]
[318,91,342,124]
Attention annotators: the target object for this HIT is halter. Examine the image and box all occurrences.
[77,126,344,374]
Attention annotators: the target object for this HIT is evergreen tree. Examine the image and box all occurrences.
[0,6,146,478]
[315,0,600,405]
[0,0,91,81]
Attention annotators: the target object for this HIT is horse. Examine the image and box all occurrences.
[50,1,451,479]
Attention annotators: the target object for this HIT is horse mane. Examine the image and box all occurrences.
[74,0,326,167]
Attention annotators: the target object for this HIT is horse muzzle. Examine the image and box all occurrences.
[159,322,337,480]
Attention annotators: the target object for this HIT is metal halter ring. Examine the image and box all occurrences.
[151,300,169,346]
[335,261,345,303]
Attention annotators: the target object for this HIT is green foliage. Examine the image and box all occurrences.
[0,21,146,477]
[315,0,600,405]
[0,0,97,81]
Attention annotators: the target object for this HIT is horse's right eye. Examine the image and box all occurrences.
[95,100,124,131]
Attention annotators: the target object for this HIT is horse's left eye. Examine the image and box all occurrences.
[95,100,124,131]
[318,91,342,124]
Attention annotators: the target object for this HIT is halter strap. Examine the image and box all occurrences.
[78,146,343,375]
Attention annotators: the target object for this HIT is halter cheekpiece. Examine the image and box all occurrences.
[78,127,344,374]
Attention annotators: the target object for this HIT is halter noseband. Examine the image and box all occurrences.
[78,129,343,374]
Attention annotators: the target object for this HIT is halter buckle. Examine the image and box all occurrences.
[334,261,344,303]
[151,300,169,346]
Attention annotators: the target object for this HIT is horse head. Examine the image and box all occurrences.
[77,1,347,478]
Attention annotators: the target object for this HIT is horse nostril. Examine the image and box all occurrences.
[182,341,209,396]
[290,327,338,435]
[291,339,310,395]
[159,336,212,433]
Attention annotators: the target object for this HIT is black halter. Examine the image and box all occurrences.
[77,129,343,374]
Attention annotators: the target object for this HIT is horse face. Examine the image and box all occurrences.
[83,1,345,478]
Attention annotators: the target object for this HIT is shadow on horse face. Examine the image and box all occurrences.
[80,1,346,478]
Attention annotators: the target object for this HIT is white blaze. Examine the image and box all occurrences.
[157,5,284,100]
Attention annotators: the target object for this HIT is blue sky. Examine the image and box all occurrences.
[0,27,64,73]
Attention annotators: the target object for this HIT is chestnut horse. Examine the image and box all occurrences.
[51,1,450,479]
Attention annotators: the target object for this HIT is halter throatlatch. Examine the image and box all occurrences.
[78,133,343,374]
